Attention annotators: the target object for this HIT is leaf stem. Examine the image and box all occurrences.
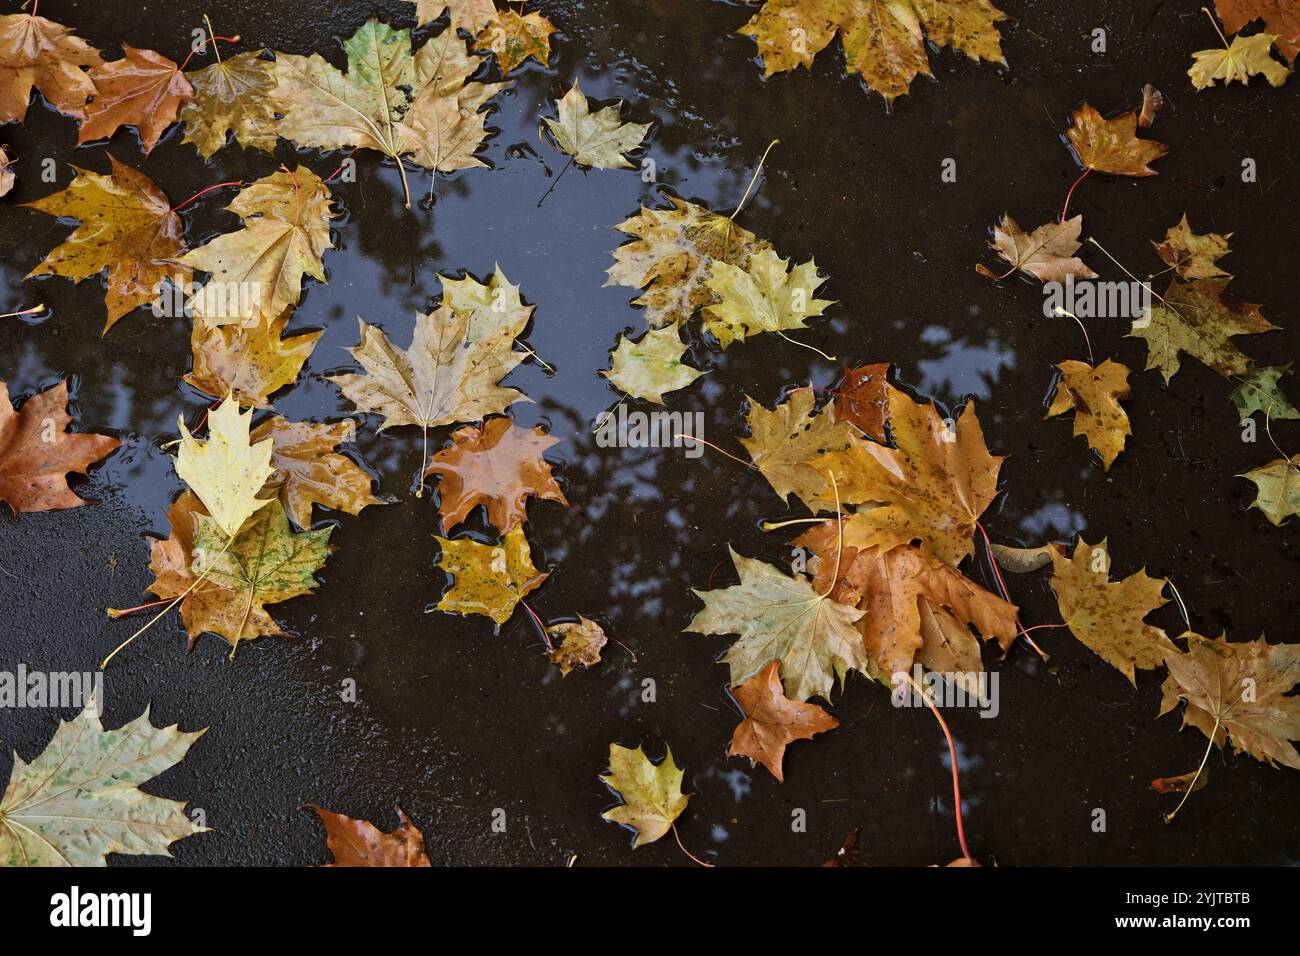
[672,823,714,867]
[171,180,243,213]
[899,670,972,862]
[1164,714,1220,823]
[1054,307,1095,365]
[729,139,779,222]
[1060,166,1090,222]
[0,304,45,320]
[1201,6,1230,48]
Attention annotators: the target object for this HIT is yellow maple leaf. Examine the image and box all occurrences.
[1046,359,1133,470]
[185,310,322,408]
[174,395,276,539]
[433,527,548,625]
[598,743,689,847]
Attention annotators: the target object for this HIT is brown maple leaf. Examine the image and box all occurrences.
[729,661,838,783]
[833,363,889,441]
[0,13,102,123]
[424,416,568,534]
[78,45,194,155]
[1216,0,1300,62]
[1067,103,1168,176]
[976,214,1098,283]
[0,145,13,197]
[309,805,431,866]
[547,616,608,676]
[250,416,383,530]
[0,379,119,513]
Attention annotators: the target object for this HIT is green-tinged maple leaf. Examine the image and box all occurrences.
[738,389,852,508]
[1152,214,1231,279]
[1045,359,1133,470]
[251,416,383,529]
[175,395,276,540]
[737,0,1007,102]
[433,527,548,625]
[1239,456,1300,525]
[686,546,867,703]
[599,743,688,847]
[1159,633,1300,770]
[601,325,704,404]
[1229,365,1300,421]
[24,154,189,331]
[180,51,279,159]
[544,82,649,169]
[703,248,833,348]
[0,700,206,866]
[1050,537,1176,685]
[181,167,335,327]
[1130,278,1276,382]
[269,19,506,207]
[1190,31,1290,88]
[606,196,772,328]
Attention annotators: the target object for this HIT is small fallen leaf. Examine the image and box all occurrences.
[728,661,838,782]
[475,9,556,75]
[822,825,862,866]
[1151,768,1209,795]
[1130,278,1276,382]
[739,389,852,508]
[24,154,189,331]
[543,82,650,169]
[180,50,279,159]
[1160,632,1300,770]
[1190,31,1290,88]
[834,363,889,440]
[1238,455,1300,525]
[0,145,13,197]
[1045,359,1133,470]
[433,527,548,625]
[703,248,833,348]
[1152,214,1231,279]
[988,542,1060,573]
[1138,83,1164,127]
[251,415,383,529]
[1229,364,1300,421]
[0,378,119,514]
[0,12,102,123]
[1067,103,1168,176]
[310,805,431,866]
[185,310,322,407]
[425,416,568,534]
[77,45,194,155]
[174,395,276,540]
[548,616,608,675]
[599,742,688,847]
[976,214,1097,283]
[602,325,704,404]
[0,699,206,866]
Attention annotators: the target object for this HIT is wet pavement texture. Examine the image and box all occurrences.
[1,0,1299,866]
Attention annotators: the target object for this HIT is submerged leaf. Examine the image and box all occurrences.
[180,51,279,159]
[1229,364,1300,421]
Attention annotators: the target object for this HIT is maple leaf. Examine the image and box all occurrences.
[686,547,866,702]
[1152,213,1231,279]
[24,154,189,331]
[798,520,1018,681]
[975,214,1097,283]
[602,325,704,403]
[475,9,556,74]
[153,496,331,650]
[737,0,1007,102]
[606,196,772,329]
[1046,359,1133,470]
[270,19,506,207]
[433,527,548,625]
[833,363,889,440]
[182,166,335,327]
[0,145,13,197]
[77,45,194,155]
[179,50,278,160]
[174,395,276,539]
[703,248,833,348]
[1215,0,1300,62]
[406,0,496,33]
[310,805,431,866]
[811,384,1003,566]
[1130,277,1276,382]
[728,661,838,783]
[0,13,101,123]
[1190,31,1290,89]
[739,389,852,508]
[1229,364,1300,421]
[425,416,568,534]
[1067,103,1168,176]
[543,82,650,169]
[599,743,688,848]
[0,378,119,514]
[1239,455,1300,525]
[1159,633,1300,770]
[251,416,383,530]
[0,700,206,866]
[548,616,608,676]
[186,310,323,408]
[1049,537,1176,685]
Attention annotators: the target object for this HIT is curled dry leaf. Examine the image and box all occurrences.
[728,661,838,783]
[186,310,323,408]
[1151,767,1209,795]
[975,214,1097,283]
[310,805,431,866]
[433,526,548,625]
[0,378,119,514]
[1049,537,1175,686]
[250,415,383,530]
[78,45,194,155]
[0,700,206,866]
[24,154,189,331]
[988,542,1060,573]
[0,12,102,123]
[1046,359,1133,470]
[1067,103,1168,176]
[1138,83,1163,127]
[599,743,688,848]
[548,616,608,676]
[425,416,568,534]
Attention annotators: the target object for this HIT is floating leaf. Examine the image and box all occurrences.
[0,12,102,123]
[1189,32,1290,89]
[180,50,279,159]
[602,325,704,404]
[976,214,1097,283]
[1046,359,1133,470]
[406,0,495,33]
[0,145,13,197]
[1067,103,1168,176]
[1152,213,1231,279]
[1130,278,1275,382]
[310,805,430,866]
[475,9,555,74]
[174,395,276,539]
[1239,455,1300,525]
[1229,364,1300,421]
[251,415,383,529]
[739,389,852,508]
[599,743,688,847]
[1215,0,1300,63]
[186,310,322,407]
[728,661,838,783]
[703,248,833,349]
[543,82,649,169]
[77,45,194,155]
[548,616,608,676]
[833,363,889,440]
[433,526,548,625]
